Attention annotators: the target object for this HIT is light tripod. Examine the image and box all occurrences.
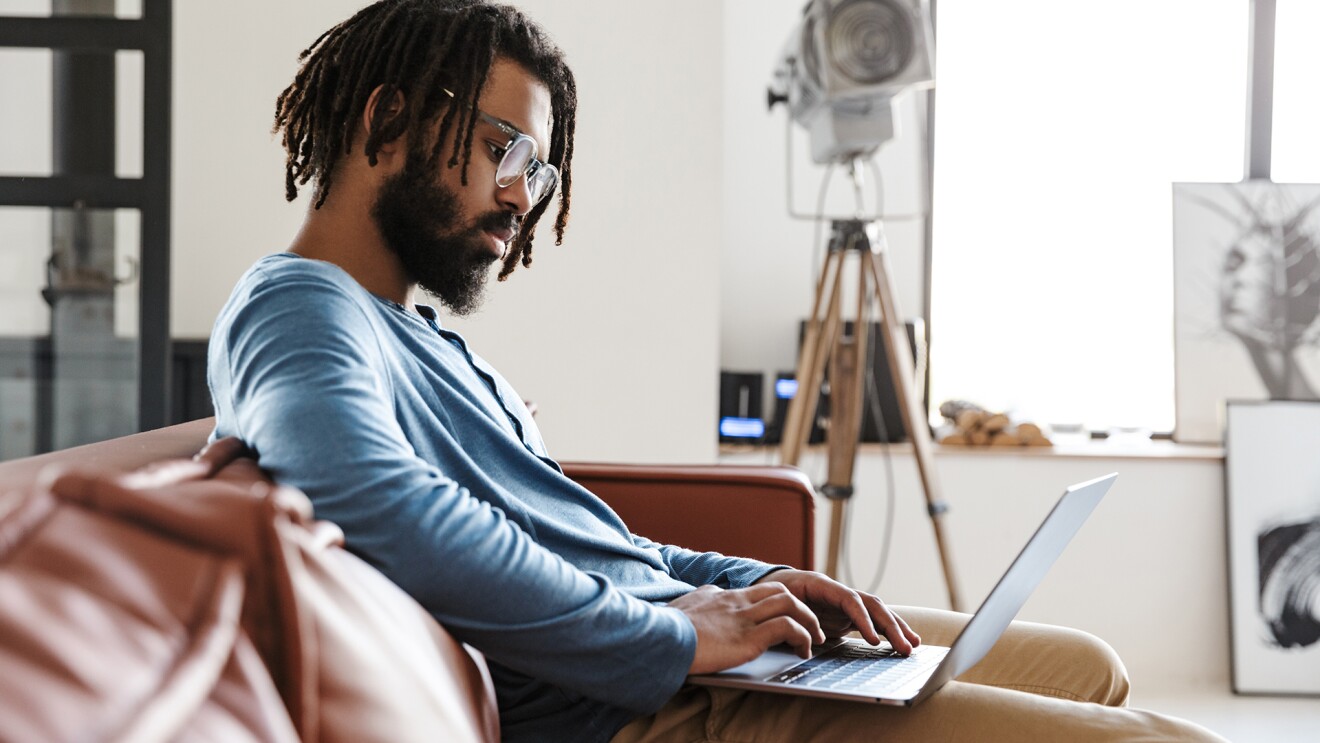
[777,217,963,612]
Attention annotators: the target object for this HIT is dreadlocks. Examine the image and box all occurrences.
[273,0,576,280]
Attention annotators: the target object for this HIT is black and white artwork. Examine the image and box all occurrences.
[1225,401,1320,695]
[1173,181,1320,443]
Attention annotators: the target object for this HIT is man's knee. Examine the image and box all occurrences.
[1040,624,1130,706]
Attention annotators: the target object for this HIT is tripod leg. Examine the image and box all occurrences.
[865,248,963,611]
[780,250,846,467]
[823,253,872,578]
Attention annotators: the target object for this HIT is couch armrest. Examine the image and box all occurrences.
[562,463,816,570]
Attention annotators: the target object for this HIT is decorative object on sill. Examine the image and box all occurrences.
[1172,181,1320,444]
[935,399,1052,447]
[1224,400,1320,695]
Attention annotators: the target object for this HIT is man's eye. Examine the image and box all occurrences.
[485,141,506,161]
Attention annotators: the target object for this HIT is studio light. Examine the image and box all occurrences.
[768,0,934,164]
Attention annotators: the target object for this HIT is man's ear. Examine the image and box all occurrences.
[362,84,408,168]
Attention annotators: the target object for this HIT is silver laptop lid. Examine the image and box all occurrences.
[912,472,1117,705]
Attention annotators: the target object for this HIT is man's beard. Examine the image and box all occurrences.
[371,160,516,316]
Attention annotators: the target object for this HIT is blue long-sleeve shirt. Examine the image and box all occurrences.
[207,253,784,742]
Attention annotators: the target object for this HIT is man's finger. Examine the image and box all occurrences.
[753,615,815,659]
[837,589,881,644]
[893,609,921,647]
[878,602,920,647]
[862,594,918,654]
[747,590,826,644]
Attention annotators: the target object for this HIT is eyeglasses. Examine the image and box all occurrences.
[442,88,559,206]
[476,110,559,206]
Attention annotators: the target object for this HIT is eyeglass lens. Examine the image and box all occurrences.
[495,135,557,204]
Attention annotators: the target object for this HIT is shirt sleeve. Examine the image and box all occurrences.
[629,534,789,589]
[211,264,695,714]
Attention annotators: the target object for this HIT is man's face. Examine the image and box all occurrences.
[372,59,553,315]
[1219,226,1280,345]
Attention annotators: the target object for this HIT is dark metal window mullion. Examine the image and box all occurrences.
[0,175,142,208]
[139,0,172,431]
[0,15,147,51]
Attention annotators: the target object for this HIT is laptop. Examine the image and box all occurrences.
[687,472,1117,706]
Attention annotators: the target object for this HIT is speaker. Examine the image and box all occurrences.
[718,370,765,443]
[855,319,925,443]
[771,319,925,444]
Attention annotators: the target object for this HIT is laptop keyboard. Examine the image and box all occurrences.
[768,643,947,694]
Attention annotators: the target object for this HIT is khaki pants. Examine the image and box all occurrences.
[612,606,1227,742]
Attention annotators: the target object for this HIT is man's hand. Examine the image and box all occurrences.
[669,583,826,675]
[754,569,921,655]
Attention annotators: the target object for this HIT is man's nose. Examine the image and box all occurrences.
[497,173,535,216]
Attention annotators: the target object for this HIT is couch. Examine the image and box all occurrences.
[0,418,814,742]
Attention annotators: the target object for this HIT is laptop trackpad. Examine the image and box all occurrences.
[699,639,847,681]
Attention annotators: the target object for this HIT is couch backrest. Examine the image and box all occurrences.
[0,418,215,490]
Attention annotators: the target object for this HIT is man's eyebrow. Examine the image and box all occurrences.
[478,111,551,154]
[486,113,524,137]
[442,87,524,135]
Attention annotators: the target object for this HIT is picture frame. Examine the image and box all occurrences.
[1172,181,1320,443]
[1224,400,1320,695]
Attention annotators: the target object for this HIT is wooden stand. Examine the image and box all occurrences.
[778,219,962,611]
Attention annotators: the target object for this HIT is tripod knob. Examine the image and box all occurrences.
[820,484,855,500]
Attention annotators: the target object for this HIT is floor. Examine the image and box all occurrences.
[1134,688,1320,742]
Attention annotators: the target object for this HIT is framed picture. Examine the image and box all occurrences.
[1225,400,1320,695]
[1172,181,1320,443]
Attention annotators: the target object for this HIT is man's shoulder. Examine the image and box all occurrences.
[214,253,383,343]
[226,252,378,313]
[241,252,363,294]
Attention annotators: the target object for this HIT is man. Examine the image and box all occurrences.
[208,1,1224,741]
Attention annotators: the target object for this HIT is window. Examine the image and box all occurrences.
[0,2,173,454]
[928,0,1249,432]
[1271,0,1320,182]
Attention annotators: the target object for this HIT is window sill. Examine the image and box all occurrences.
[931,437,1223,462]
[720,438,1225,462]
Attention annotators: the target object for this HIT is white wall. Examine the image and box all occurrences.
[170,0,722,463]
